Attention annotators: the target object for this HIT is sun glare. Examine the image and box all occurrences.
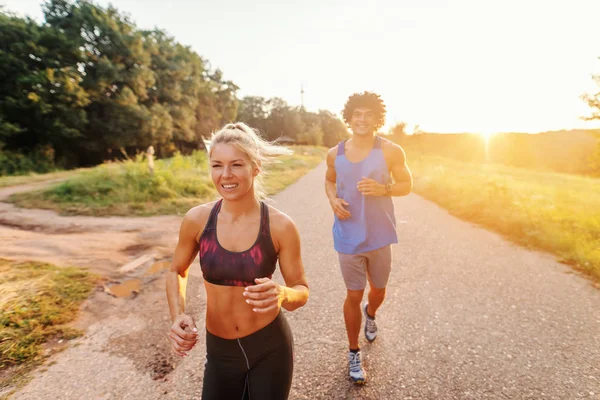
[479,131,495,160]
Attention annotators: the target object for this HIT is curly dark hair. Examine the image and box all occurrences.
[342,91,386,130]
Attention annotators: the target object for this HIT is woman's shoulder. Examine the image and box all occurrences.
[264,203,299,243]
[266,203,297,230]
[181,200,220,241]
[264,203,293,225]
[185,200,219,222]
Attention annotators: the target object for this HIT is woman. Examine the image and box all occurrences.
[166,122,309,400]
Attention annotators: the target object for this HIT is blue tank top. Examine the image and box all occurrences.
[333,136,398,254]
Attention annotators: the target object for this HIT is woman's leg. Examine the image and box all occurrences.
[244,313,294,400]
[202,331,249,400]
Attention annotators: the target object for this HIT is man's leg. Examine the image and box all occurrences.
[339,252,368,383]
[365,245,392,316]
[339,252,368,347]
[344,289,364,350]
[363,245,393,341]
[344,288,367,383]
[366,284,386,318]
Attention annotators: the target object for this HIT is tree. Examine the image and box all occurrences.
[297,123,323,146]
[263,98,305,141]
[193,67,239,149]
[582,72,600,121]
[142,29,203,154]
[297,107,322,145]
[207,68,238,126]
[237,96,270,136]
[388,122,407,144]
[43,0,157,164]
[0,9,89,167]
[318,110,348,147]
[582,64,600,173]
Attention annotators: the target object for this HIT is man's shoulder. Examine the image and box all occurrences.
[379,136,398,148]
[378,137,406,167]
[327,143,340,153]
[326,144,340,163]
[380,137,405,154]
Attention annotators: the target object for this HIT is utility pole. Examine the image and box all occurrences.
[300,84,305,109]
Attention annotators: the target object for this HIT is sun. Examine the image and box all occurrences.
[478,130,496,138]
[478,131,496,144]
[477,131,496,159]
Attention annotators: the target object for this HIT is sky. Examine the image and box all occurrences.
[3,0,600,134]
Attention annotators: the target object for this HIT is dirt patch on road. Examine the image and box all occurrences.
[0,180,193,398]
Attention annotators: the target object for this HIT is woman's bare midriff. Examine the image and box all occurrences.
[204,281,279,339]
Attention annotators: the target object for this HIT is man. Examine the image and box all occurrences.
[325,91,413,384]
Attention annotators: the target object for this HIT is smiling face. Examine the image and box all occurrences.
[210,143,259,201]
[349,107,376,136]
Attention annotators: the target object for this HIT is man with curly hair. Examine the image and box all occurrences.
[325,91,413,384]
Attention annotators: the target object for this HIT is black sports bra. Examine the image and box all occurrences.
[198,199,278,287]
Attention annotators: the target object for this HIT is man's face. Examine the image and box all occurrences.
[350,107,376,136]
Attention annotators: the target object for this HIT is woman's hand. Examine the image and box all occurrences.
[168,313,198,357]
[243,277,286,313]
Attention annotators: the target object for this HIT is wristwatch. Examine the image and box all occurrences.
[385,183,392,195]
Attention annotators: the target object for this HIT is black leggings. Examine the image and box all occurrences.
[201,311,294,400]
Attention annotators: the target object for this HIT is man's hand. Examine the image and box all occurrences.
[330,198,351,220]
[357,177,387,196]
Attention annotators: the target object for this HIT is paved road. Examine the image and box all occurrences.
[11,163,600,399]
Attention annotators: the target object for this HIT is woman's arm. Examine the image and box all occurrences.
[165,206,207,356]
[244,210,309,313]
[166,210,203,320]
[272,214,309,311]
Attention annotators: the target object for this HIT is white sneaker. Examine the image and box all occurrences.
[363,303,377,342]
[348,350,366,384]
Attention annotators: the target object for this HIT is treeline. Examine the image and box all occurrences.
[0,0,348,175]
[388,126,600,176]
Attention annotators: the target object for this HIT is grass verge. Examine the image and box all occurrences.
[410,155,600,282]
[0,259,98,396]
[8,146,327,216]
[0,169,90,189]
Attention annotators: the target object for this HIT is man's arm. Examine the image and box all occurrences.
[325,146,351,219]
[356,141,412,197]
[325,147,338,202]
[387,143,413,196]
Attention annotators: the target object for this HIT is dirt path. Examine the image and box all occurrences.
[0,181,181,277]
[3,166,600,399]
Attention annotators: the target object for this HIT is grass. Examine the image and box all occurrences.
[7,146,328,216]
[0,259,98,394]
[409,154,600,282]
[0,169,89,189]
[262,146,328,195]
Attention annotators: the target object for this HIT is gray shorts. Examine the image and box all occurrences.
[338,245,392,291]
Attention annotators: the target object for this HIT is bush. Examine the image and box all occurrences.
[0,148,57,176]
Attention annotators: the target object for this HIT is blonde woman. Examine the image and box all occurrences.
[166,122,309,400]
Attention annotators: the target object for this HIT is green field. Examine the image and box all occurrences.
[410,155,600,282]
[7,146,327,216]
